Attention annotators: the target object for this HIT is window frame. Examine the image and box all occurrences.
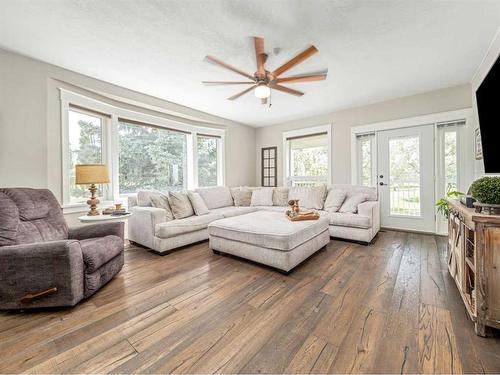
[61,89,225,209]
[282,124,332,187]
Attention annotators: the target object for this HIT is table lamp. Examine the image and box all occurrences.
[75,164,110,216]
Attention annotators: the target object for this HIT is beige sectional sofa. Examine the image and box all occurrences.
[128,184,380,254]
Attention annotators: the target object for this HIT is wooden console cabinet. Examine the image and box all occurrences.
[447,199,500,336]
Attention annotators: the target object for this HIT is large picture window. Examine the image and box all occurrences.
[118,120,188,194]
[61,90,224,207]
[284,125,331,187]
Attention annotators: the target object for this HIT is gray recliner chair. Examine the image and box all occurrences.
[0,188,124,309]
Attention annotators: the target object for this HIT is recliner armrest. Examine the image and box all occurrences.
[0,240,84,309]
[69,222,124,241]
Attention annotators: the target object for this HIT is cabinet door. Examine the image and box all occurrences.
[485,227,500,322]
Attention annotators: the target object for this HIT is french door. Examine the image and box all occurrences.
[377,125,435,232]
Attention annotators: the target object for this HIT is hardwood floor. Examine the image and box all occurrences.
[1,230,499,374]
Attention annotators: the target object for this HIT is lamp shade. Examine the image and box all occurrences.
[75,164,110,185]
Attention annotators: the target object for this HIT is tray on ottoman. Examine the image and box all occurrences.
[208,211,329,273]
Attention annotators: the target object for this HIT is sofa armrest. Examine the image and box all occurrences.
[0,240,84,309]
[69,222,124,241]
[358,201,380,233]
[128,206,167,248]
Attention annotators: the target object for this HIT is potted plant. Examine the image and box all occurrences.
[470,176,500,214]
[436,189,464,219]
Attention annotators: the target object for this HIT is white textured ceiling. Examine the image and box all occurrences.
[0,0,499,127]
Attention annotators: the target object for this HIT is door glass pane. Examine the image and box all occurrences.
[444,131,457,192]
[360,138,372,186]
[68,110,103,203]
[389,136,420,216]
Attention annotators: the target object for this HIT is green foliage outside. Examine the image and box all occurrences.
[197,136,218,187]
[70,119,102,201]
[118,122,187,193]
[70,118,219,199]
[470,177,500,204]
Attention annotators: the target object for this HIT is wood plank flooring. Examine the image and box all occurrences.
[1,231,499,374]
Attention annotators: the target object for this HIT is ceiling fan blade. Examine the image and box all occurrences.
[205,55,255,80]
[228,85,256,100]
[271,45,318,77]
[275,72,327,84]
[261,97,267,105]
[270,84,304,97]
[254,37,266,77]
[202,81,255,85]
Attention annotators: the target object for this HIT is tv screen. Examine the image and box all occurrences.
[476,54,500,174]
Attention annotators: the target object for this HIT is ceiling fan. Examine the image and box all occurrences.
[202,37,327,105]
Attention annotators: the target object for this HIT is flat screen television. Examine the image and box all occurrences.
[475,54,500,174]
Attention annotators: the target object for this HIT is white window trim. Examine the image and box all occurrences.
[60,89,225,210]
[282,124,332,187]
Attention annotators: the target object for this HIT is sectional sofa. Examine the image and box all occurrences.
[128,185,379,254]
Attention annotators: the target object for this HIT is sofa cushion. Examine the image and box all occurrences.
[188,192,210,216]
[272,187,289,206]
[195,187,233,209]
[208,211,329,251]
[328,184,377,201]
[288,185,327,210]
[339,193,368,213]
[0,192,19,246]
[80,235,123,273]
[230,187,253,207]
[155,213,224,238]
[168,191,195,219]
[251,188,274,206]
[322,211,371,229]
[210,206,258,218]
[149,192,174,221]
[324,189,347,212]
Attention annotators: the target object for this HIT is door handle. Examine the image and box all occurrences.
[379,182,388,186]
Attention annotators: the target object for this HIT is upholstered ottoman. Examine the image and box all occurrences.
[208,211,329,273]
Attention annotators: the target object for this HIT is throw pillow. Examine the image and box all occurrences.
[324,189,347,212]
[168,191,194,219]
[339,193,368,213]
[250,188,274,206]
[149,192,175,221]
[288,185,327,210]
[195,187,233,209]
[187,192,210,216]
[272,187,289,206]
[231,187,253,207]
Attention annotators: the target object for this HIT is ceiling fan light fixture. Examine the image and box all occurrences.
[254,83,271,99]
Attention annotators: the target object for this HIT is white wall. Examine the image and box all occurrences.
[0,48,256,224]
[255,84,472,186]
[471,28,500,178]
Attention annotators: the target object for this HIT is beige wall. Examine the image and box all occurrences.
[255,84,472,186]
[0,48,256,224]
